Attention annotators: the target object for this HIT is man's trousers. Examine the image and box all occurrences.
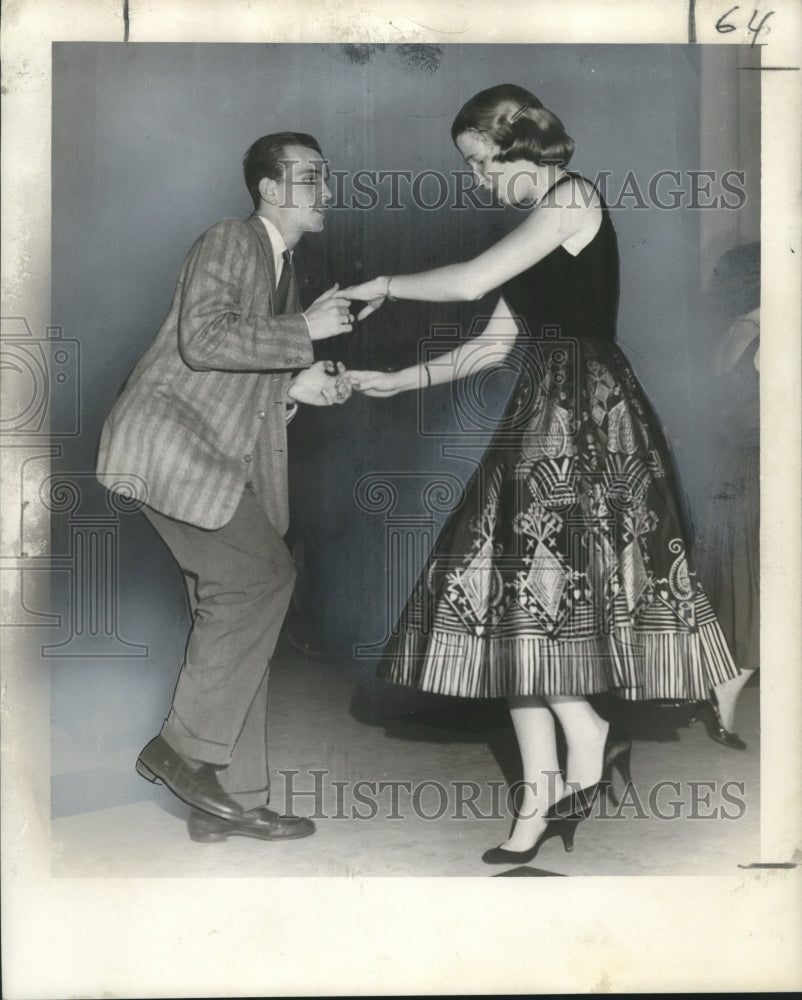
[143,487,295,811]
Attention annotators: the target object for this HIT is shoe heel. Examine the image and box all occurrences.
[135,758,163,784]
[559,817,580,853]
[188,829,228,844]
[602,738,633,806]
[612,745,633,786]
[602,779,620,809]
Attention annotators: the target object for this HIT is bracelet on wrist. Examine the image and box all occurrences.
[385,276,396,301]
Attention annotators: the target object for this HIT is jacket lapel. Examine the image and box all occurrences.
[247,213,278,295]
[246,214,301,313]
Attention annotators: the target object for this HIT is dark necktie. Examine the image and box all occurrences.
[275,249,294,314]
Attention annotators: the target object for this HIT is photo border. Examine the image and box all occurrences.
[2,1,800,995]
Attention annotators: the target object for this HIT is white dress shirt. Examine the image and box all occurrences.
[257,215,291,286]
[257,215,311,338]
[256,215,309,421]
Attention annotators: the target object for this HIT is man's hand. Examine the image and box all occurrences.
[303,284,354,341]
[288,361,355,406]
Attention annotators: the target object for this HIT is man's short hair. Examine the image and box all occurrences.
[243,132,324,209]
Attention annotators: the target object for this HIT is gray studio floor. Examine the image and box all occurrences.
[51,652,760,878]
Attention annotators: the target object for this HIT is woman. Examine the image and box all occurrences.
[344,84,740,863]
[692,243,760,749]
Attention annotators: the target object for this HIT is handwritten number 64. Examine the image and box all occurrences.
[715,6,775,45]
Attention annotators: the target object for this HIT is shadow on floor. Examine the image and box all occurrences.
[349,678,523,785]
[493,866,566,877]
[349,672,703,792]
[590,695,698,742]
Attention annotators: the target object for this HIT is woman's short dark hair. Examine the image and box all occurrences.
[243,132,324,208]
[451,83,575,167]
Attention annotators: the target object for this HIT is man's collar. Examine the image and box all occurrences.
[256,214,289,258]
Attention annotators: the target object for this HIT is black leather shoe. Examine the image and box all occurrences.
[694,690,748,750]
[136,735,242,821]
[187,807,316,843]
[482,816,580,865]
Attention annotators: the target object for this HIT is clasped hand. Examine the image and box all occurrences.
[339,277,389,322]
[303,284,354,340]
[343,370,408,397]
[288,360,357,407]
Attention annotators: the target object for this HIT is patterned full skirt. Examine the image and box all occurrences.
[379,335,739,700]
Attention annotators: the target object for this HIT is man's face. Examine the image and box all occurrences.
[275,144,332,236]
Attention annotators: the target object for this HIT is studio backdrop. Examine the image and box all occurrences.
[48,42,759,749]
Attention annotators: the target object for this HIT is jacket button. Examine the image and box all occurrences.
[257,410,266,419]
[244,454,252,464]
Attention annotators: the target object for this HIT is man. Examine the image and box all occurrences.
[96,132,353,843]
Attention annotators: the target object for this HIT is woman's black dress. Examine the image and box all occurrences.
[379,176,739,700]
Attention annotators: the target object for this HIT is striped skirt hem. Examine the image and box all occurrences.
[377,620,737,701]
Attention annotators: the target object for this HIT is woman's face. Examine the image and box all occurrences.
[455,130,536,207]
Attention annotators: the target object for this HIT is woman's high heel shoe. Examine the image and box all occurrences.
[602,729,633,808]
[551,727,633,816]
[482,726,633,865]
[481,815,581,865]
[691,691,747,750]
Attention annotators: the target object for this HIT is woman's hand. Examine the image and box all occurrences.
[340,277,390,321]
[288,361,354,406]
[350,369,413,397]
